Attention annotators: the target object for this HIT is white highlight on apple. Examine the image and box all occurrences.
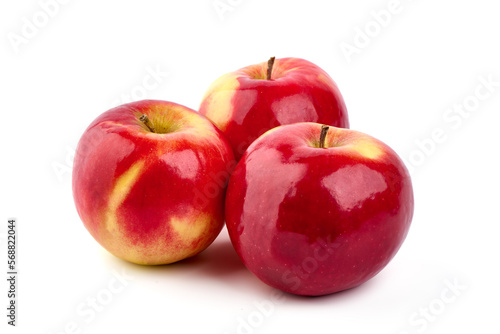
[339,0,410,64]
[399,277,467,334]
[7,0,72,54]
[213,0,244,21]
[46,268,134,334]
[403,74,499,175]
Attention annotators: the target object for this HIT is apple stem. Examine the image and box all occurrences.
[266,56,276,80]
[319,125,329,148]
[140,114,156,133]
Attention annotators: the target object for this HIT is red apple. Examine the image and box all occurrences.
[225,122,414,296]
[72,100,235,265]
[199,57,349,160]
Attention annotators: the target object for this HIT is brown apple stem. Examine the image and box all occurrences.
[140,114,156,133]
[266,56,276,80]
[319,125,329,148]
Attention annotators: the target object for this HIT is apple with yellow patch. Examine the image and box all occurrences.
[72,100,235,265]
[225,122,414,296]
[199,57,349,160]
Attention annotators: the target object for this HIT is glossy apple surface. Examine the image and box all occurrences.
[73,100,235,265]
[199,57,349,160]
[225,122,414,296]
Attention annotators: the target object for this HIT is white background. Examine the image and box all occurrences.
[1,0,499,333]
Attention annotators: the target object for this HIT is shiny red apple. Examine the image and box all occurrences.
[72,100,235,265]
[225,122,414,296]
[199,57,349,160]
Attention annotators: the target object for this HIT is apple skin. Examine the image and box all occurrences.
[199,57,349,160]
[72,100,235,265]
[225,122,414,296]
